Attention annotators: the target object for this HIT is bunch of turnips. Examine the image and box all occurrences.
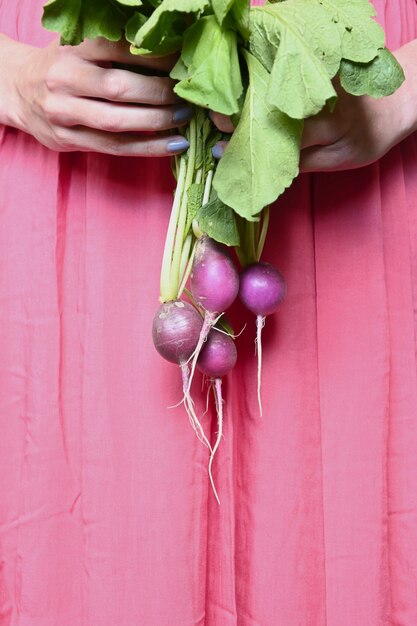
[42,0,405,501]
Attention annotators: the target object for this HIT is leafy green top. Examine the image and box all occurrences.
[42,0,404,221]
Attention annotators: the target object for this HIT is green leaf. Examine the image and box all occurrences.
[115,0,142,6]
[251,3,342,119]
[312,0,384,63]
[213,50,302,220]
[229,0,250,38]
[42,0,127,45]
[212,0,235,24]
[196,193,240,246]
[339,47,405,97]
[174,16,243,115]
[186,183,204,233]
[170,57,189,80]
[134,0,208,50]
[125,12,146,44]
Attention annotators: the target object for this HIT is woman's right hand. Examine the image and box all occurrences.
[0,34,192,156]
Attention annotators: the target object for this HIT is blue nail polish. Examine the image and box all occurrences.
[173,106,194,124]
[212,143,224,160]
[167,138,190,153]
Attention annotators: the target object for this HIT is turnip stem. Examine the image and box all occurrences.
[170,117,198,297]
[245,219,257,266]
[160,157,187,301]
[202,169,214,206]
[256,315,266,417]
[256,207,270,261]
[178,240,197,300]
[179,235,193,283]
[208,377,224,505]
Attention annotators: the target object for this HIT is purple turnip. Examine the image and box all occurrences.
[239,262,286,415]
[187,236,239,393]
[152,300,211,449]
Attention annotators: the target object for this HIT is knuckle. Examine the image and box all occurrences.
[42,96,61,123]
[98,112,125,133]
[157,82,172,105]
[150,109,166,130]
[103,136,123,155]
[45,65,64,91]
[51,126,72,149]
[102,71,127,101]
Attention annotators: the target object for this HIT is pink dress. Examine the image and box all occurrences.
[1,1,417,624]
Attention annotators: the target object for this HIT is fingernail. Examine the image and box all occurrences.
[167,138,190,153]
[173,105,194,124]
[212,143,224,159]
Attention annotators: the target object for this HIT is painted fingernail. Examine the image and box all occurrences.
[167,138,190,153]
[172,105,194,124]
[212,143,224,159]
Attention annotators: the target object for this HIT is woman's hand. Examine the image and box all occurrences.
[211,39,417,172]
[299,40,417,171]
[0,34,192,156]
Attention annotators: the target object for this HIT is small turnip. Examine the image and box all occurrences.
[152,300,211,450]
[239,262,286,415]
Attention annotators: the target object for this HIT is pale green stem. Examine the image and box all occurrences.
[160,157,187,302]
[256,206,270,261]
[179,234,193,284]
[202,169,214,206]
[178,240,197,299]
[170,117,198,297]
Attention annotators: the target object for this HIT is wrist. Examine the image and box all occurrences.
[0,34,37,131]
[392,40,417,139]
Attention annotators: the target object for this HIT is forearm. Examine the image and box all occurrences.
[0,33,34,130]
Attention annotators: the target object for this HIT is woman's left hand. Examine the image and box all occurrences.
[211,39,417,173]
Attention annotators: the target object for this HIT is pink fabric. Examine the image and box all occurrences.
[1,2,417,624]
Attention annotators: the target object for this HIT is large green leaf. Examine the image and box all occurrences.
[134,0,208,50]
[213,50,302,220]
[42,0,128,44]
[312,0,384,63]
[251,2,342,119]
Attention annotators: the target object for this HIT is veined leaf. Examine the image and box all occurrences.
[340,47,405,97]
[251,2,341,119]
[174,16,243,115]
[196,193,240,246]
[186,183,205,233]
[312,0,384,63]
[213,50,302,220]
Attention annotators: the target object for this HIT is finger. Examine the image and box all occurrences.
[76,38,177,72]
[211,140,229,160]
[209,111,234,133]
[52,62,181,105]
[299,143,350,173]
[301,114,341,149]
[51,97,194,133]
[53,126,190,157]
